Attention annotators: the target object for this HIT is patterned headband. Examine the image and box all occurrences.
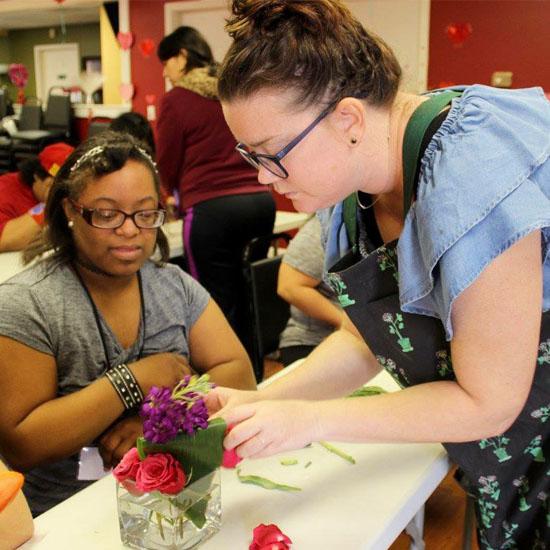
[69,144,158,174]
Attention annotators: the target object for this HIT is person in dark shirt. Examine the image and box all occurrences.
[156,26,276,347]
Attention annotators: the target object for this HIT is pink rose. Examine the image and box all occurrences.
[249,524,292,550]
[222,447,243,468]
[113,447,141,483]
[135,453,186,495]
[222,424,243,468]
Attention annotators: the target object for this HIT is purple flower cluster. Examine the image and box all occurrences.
[140,377,210,444]
[141,386,186,444]
[181,399,208,435]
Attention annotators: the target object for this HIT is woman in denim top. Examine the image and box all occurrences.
[208,1,550,547]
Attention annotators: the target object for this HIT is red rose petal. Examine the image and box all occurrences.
[222,447,243,468]
[250,524,292,550]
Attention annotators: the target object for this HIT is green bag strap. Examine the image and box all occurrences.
[342,90,461,248]
[402,90,461,216]
[343,193,357,249]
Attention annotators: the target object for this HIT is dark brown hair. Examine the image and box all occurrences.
[157,26,215,73]
[219,0,401,110]
[24,131,169,265]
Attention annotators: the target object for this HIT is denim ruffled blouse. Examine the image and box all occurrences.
[323,85,550,340]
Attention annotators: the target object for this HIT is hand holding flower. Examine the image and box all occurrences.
[206,386,260,416]
[222,400,322,460]
[221,425,243,468]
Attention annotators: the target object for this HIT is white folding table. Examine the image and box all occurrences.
[21,368,450,550]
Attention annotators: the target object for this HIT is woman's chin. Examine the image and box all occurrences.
[286,195,314,213]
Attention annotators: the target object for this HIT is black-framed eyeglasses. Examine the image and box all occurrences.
[69,200,166,229]
[235,104,334,179]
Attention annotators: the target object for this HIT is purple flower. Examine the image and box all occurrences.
[141,386,187,444]
[180,399,209,435]
[141,377,212,443]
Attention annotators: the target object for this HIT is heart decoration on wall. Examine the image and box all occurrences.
[117,31,134,51]
[139,39,155,58]
[119,83,135,102]
[8,64,29,88]
[145,94,156,105]
[445,22,473,47]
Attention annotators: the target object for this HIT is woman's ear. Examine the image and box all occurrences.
[179,49,188,72]
[62,197,73,224]
[331,97,367,146]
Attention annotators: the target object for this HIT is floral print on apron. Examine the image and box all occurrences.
[328,239,549,548]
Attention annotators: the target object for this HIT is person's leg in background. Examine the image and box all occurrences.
[182,192,276,344]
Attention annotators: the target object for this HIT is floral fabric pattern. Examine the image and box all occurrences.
[328,233,550,548]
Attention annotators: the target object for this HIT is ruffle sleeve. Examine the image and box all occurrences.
[398,85,550,340]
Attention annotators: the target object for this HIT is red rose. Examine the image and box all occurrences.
[249,523,292,550]
[222,447,242,468]
[135,453,186,495]
[113,447,141,483]
[222,424,243,468]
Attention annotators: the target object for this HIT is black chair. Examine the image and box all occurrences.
[16,102,43,132]
[0,100,42,172]
[0,88,8,119]
[243,232,291,382]
[11,91,72,163]
[0,134,12,174]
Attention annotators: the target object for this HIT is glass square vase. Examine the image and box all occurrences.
[117,469,221,549]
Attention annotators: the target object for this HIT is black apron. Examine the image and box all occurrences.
[327,92,550,549]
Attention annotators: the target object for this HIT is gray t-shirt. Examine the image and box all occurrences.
[279,217,340,348]
[0,259,209,515]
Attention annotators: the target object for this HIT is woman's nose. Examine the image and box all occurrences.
[115,216,140,236]
[257,165,278,186]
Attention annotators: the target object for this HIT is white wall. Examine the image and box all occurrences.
[165,0,429,93]
[347,0,429,93]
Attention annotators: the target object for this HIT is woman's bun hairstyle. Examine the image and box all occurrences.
[219,0,401,109]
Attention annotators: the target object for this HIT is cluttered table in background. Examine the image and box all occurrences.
[21,366,450,550]
[0,211,311,285]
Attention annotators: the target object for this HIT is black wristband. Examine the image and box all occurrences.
[105,363,144,410]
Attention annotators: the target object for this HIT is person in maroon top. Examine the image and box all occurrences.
[156,26,276,345]
[0,142,74,252]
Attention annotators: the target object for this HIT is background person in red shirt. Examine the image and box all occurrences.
[0,142,74,252]
[156,27,276,346]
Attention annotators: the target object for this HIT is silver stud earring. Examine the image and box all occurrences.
[68,220,74,228]
[350,137,357,144]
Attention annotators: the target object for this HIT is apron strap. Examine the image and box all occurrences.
[343,193,357,249]
[402,90,462,217]
[342,90,462,247]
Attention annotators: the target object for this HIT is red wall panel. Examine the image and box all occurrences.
[129,0,170,122]
[429,0,550,91]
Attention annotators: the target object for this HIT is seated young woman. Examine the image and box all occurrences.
[0,131,256,516]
